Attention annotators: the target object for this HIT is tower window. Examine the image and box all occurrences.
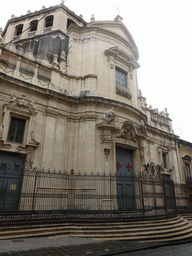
[15,24,23,36]
[45,15,54,28]
[30,20,38,32]
[7,117,26,144]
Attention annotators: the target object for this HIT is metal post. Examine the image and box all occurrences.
[153,180,157,219]
[32,171,38,211]
[67,169,75,210]
[140,179,145,218]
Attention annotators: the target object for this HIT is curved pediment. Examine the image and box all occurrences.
[104,46,140,69]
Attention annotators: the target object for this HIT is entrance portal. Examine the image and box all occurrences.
[116,147,135,210]
[162,174,176,210]
[0,151,25,211]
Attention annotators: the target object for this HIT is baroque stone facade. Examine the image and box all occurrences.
[0,3,191,210]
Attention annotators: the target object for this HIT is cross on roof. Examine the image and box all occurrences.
[61,0,67,4]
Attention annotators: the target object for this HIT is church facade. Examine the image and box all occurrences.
[0,4,191,211]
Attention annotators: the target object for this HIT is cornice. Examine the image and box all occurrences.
[146,123,177,139]
[69,25,139,60]
[178,138,192,147]
[12,30,69,45]
[0,71,147,122]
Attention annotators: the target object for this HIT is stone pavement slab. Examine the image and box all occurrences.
[0,236,99,254]
[0,236,162,256]
[0,236,192,256]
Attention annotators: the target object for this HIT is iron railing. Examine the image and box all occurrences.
[0,166,186,221]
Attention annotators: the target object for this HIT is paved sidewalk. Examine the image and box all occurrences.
[0,236,161,256]
[0,236,192,256]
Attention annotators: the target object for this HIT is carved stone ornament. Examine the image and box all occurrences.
[52,54,59,68]
[97,107,116,127]
[159,140,171,151]
[59,51,67,72]
[0,28,3,45]
[118,123,137,142]
[7,95,37,115]
[0,95,39,152]
[104,46,140,69]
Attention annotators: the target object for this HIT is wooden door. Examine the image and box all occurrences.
[116,147,135,210]
[162,174,176,210]
[0,152,25,211]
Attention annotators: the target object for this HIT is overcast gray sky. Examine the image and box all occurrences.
[1,0,191,142]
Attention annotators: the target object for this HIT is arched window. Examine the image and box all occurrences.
[30,20,38,32]
[15,24,23,36]
[45,15,54,28]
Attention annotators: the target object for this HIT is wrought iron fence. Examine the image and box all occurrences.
[0,166,185,221]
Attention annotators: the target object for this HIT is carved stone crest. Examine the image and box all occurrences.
[118,123,137,142]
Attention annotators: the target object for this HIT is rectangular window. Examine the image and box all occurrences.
[116,68,127,88]
[7,117,26,143]
[162,153,167,168]
[185,163,191,183]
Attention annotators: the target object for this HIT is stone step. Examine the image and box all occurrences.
[0,216,191,242]
[0,215,182,232]
[73,225,192,240]
[180,214,192,221]
[73,218,186,229]
[0,216,185,235]
[70,222,192,237]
